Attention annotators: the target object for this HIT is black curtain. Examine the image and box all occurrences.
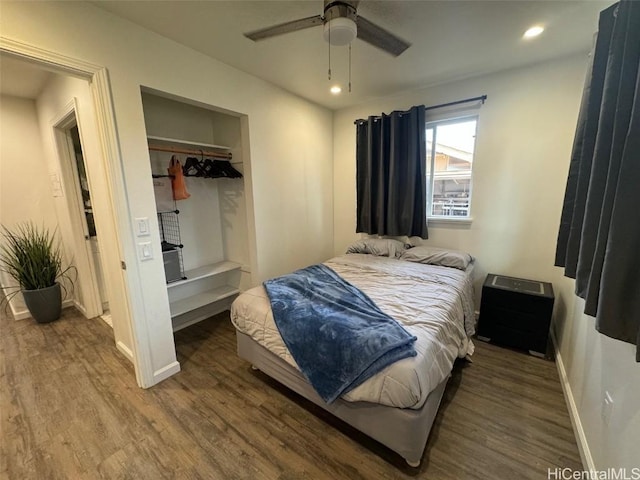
[356,105,428,239]
[555,0,640,361]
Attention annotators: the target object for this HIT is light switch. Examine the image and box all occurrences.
[50,173,64,198]
[135,217,150,237]
[138,242,153,261]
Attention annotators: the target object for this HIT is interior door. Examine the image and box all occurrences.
[68,125,109,311]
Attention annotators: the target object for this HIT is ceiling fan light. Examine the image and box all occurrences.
[323,17,357,46]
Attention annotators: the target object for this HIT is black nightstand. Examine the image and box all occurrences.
[477,274,554,358]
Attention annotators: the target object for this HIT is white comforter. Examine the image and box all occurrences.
[230,254,475,409]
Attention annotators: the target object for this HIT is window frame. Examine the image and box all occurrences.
[425,114,479,224]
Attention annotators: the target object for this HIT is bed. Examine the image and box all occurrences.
[230,243,476,467]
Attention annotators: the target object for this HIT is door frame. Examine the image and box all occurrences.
[0,36,157,388]
[51,100,103,319]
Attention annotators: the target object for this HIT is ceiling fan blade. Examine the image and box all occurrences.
[356,16,411,57]
[245,15,323,41]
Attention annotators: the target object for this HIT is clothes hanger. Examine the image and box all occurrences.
[213,159,243,178]
[195,150,207,177]
[182,157,200,176]
[205,158,226,178]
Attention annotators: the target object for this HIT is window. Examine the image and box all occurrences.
[426,117,478,219]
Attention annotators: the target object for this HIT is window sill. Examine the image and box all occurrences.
[428,216,473,227]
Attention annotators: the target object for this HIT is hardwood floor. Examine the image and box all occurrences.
[0,307,582,479]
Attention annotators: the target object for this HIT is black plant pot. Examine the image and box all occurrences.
[22,283,62,323]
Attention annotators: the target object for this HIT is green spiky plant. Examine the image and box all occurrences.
[0,222,75,302]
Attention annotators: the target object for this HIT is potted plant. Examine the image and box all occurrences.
[0,222,75,323]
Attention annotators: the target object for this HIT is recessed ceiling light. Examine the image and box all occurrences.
[330,85,342,95]
[523,25,544,39]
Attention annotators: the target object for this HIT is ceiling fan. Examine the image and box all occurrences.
[244,0,411,57]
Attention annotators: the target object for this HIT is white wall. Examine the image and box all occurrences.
[554,280,640,471]
[0,1,333,385]
[333,54,639,471]
[35,74,135,358]
[0,94,59,317]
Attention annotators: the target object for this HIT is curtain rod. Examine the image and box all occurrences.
[424,94,487,112]
[354,95,488,124]
[148,144,232,160]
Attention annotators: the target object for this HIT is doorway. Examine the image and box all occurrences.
[1,39,174,387]
[53,107,108,321]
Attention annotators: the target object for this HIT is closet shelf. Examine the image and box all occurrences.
[147,135,231,151]
[166,261,241,289]
[169,285,239,318]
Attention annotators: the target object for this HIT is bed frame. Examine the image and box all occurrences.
[236,331,449,467]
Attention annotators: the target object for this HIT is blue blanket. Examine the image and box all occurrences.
[263,264,417,403]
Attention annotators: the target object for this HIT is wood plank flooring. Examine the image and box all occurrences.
[0,307,582,479]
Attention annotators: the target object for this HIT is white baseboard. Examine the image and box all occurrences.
[153,361,181,385]
[116,340,134,362]
[116,342,180,387]
[11,298,75,320]
[72,300,89,318]
[100,313,113,328]
[551,332,595,471]
[12,307,32,321]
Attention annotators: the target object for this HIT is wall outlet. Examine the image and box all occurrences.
[601,391,613,425]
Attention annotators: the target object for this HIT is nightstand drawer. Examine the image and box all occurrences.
[480,305,549,334]
[484,323,549,354]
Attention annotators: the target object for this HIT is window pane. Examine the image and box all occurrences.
[428,119,476,217]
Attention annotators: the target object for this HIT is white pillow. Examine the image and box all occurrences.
[345,238,406,258]
[399,245,473,270]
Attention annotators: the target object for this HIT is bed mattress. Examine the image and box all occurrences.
[230,254,475,409]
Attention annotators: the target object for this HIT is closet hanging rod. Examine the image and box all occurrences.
[148,144,232,160]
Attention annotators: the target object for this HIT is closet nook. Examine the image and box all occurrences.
[142,91,252,332]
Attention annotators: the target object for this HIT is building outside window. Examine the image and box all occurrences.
[426,117,478,219]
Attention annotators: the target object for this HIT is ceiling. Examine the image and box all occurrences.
[93,0,610,110]
[0,56,54,99]
[0,2,610,108]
